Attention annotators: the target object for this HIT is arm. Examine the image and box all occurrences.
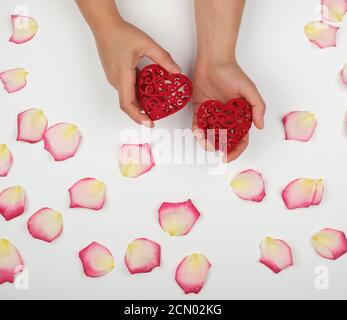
[193,0,266,162]
[75,0,181,127]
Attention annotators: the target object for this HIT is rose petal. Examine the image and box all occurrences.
[0,68,28,93]
[230,169,266,202]
[0,239,24,284]
[43,123,81,161]
[260,237,293,274]
[283,111,317,142]
[17,108,48,143]
[175,253,211,294]
[321,0,347,22]
[27,208,63,243]
[158,199,201,236]
[282,178,323,210]
[125,238,161,274]
[9,15,38,44]
[312,228,347,260]
[0,186,26,221]
[341,64,347,87]
[0,144,13,177]
[304,21,338,49]
[79,242,114,277]
[312,179,324,205]
[119,143,155,178]
[69,178,106,211]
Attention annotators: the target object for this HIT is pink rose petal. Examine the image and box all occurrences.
[125,238,161,274]
[231,169,266,202]
[119,143,155,178]
[0,186,26,221]
[17,108,48,143]
[341,64,347,87]
[27,208,63,243]
[158,199,201,236]
[175,253,211,294]
[312,179,324,205]
[9,15,38,44]
[321,0,347,22]
[283,111,317,142]
[79,242,114,277]
[69,178,106,211]
[260,237,293,274]
[0,239,24,284]
[304,21,338,49]
[282,178,323,210]
[0,144,13,177]
[312,228,347,260]
[43,123,81,161]
[0,68,28,93]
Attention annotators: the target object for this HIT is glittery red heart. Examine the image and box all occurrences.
[137,64,193,121]
[197,98,252,153]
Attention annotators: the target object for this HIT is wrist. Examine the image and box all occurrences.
[90,12,124,35]
[194,55,238,77]
[195,36,237,69]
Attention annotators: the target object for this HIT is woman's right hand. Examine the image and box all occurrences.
[93,19,181,127]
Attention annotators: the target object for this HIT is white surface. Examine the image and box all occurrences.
[1,0,347,300]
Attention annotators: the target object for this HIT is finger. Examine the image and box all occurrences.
[242,84,266,130]
[118,68,154,128]
[222,135,249,163]
[192,103,198,133]
[192,127,217,152]
[145,44,181,74]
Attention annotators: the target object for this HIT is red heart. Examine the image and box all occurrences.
[197,98,252,153]
[137,64,193,121]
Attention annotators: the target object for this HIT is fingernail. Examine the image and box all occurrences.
[142,120,154,128]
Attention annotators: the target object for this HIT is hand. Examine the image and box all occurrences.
[192,61,266,163]
[94,19,181,127]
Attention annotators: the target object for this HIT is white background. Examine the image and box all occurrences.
[1,0,347,300]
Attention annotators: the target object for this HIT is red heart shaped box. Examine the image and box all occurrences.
[197,98,252,153]
[137,64,193,121]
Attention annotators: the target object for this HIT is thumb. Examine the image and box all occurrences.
[145,44,181,74]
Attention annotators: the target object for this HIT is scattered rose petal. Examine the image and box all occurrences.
[43,123,81,161]
[125,238,161,274]
[79,242,114,277]
[304,21,338,49]
[27,208,63,243]
[158,199,201,236]
[260,237,293,274]
[312,179,324,205]
[0,239,24,284]
[0,186,26,221]
[119,143,155,178]
[17,108,48,143]
[9,15,38,44]
[175,253,211,294]
[69,178,106,211]
[0,68,28,93]
[312,228,347,260]
[321,0,347,22]
[341,64,347,87]
[0,144,13,177]
[283,111,317,142]
[230,169,266,202]
[282,178,324,210]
